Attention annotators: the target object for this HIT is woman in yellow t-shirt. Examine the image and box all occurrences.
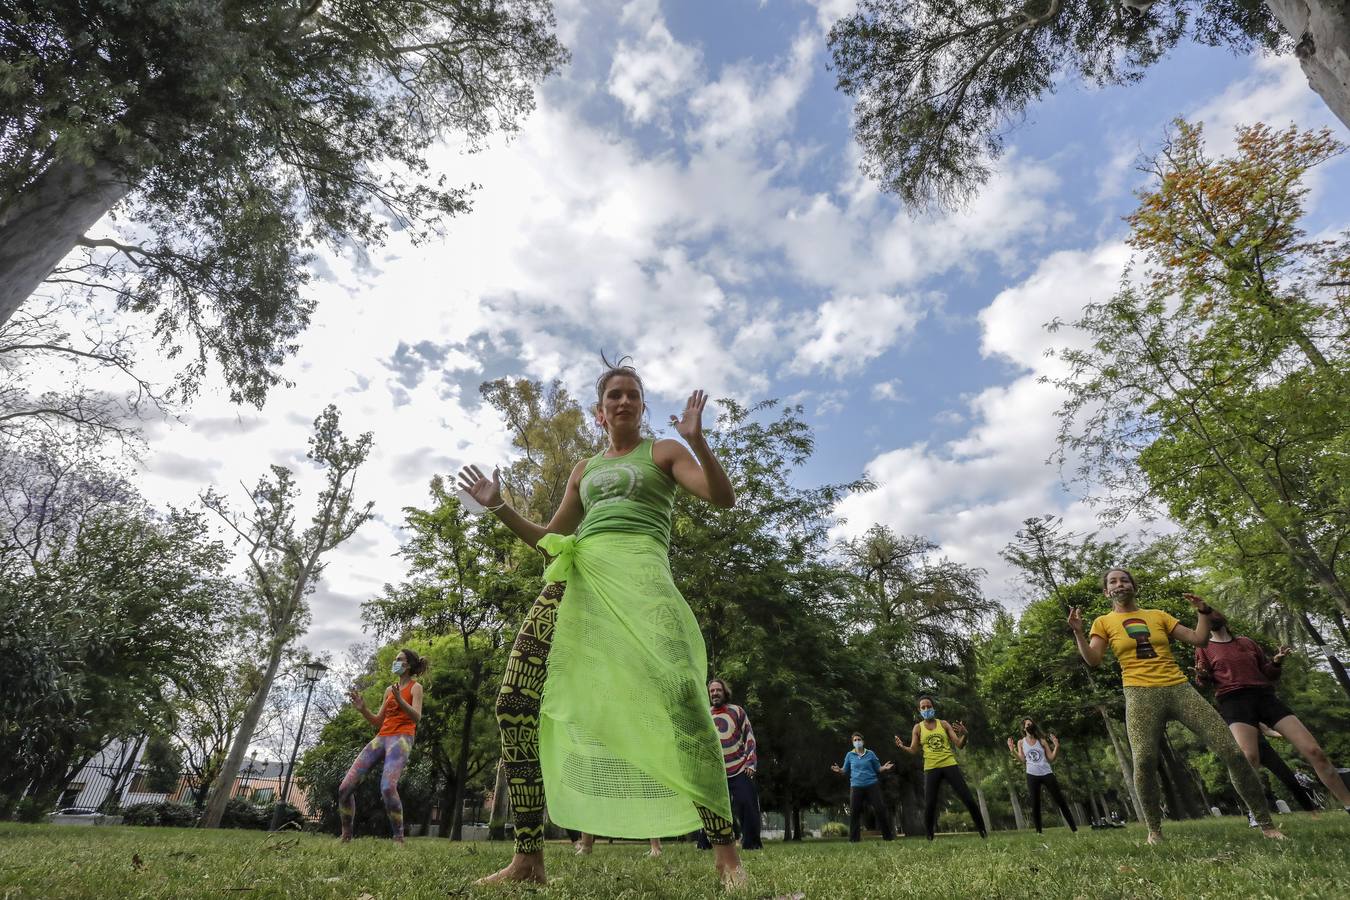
[1068,568,1284,844]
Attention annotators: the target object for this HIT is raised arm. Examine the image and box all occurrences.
[391,681,424,724]
[1265,644,1291,680]
[894,725,921,755]
[1007,736,1025,761]
[457,460,587,550]
[1068,607,1106,667]
[1047,734,1060,762]
[946,720,967,749]
[657,391,735,508]
[350,687,388,730]
[1170,593,1215,647]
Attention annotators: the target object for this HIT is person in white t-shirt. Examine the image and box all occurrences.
[1007,718,1077,835]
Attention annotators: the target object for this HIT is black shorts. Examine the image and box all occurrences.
[1216,687,1294,728]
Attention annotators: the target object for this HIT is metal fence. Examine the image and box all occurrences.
[55,761,309,815]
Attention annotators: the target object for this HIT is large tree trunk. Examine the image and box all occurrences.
[1007,783,1026,830]
[1266,1,1350,131]
[447,690,480,841]
[0,157,132,326]
[487,760,510,841]
[1097,705,1145,824]
[201,639,285,828]
[1297,611,1350,700]
[898,774,924,836]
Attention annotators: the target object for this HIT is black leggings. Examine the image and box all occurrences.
[1026,772,1077,832]
[924,766,985,840]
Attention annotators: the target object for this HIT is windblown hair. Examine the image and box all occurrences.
[595,352,645,406]
[399,648,429,677]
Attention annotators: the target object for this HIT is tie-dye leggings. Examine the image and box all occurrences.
[338,733,414,839]
[496,581,735,854]
[1123,682,1271,833]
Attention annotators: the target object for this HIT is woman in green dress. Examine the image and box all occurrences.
[459,360,744,889]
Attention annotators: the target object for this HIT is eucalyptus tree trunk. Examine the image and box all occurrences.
[1266,1,1350,132]
[1097,706,1145,825]
[0,157,131,326]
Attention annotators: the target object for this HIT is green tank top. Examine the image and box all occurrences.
[574,439,676,548]
[920,720,958,770]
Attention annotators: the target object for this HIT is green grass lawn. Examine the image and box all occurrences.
[1,816,1346,899]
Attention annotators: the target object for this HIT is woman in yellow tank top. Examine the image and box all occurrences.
[895,696,987,841]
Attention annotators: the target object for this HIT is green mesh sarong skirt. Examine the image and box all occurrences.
[536,531,732,836]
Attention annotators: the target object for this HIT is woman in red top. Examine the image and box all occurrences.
[339,648,427,842]
[1196,615,1350,815]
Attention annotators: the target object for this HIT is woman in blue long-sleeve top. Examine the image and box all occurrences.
[830,732,896,841]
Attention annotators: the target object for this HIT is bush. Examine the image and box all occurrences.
[220,797,270,830]
[121,801,199,827]
[820,821,848,838]
[15,797,48,823]
[937,810,973,833]
[266,802,305,831]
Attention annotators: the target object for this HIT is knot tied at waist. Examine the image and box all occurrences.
[538,532,579,582]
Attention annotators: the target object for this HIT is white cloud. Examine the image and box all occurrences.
[790,293,927,377]
[687,29,818,151]
[871,379,903,401]
[607,0,702,127]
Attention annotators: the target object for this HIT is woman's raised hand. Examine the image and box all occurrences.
[348,689,366,711]
[671,390,708,442]
[457,464,503,510]
[1067,606,1084,633]
[1006,737,1017,751]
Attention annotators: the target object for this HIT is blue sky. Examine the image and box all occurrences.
[127,0,1349,655]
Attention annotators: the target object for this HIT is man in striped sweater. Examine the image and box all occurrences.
[696,678,763,850]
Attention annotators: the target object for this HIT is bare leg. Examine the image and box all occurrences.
[575,833,595,855]
[713,842,747,890]
[648,838,662,857]
[1229,722,1262,770]
[1273,715,1350,807]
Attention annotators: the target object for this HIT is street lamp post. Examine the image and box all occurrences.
[268,660,328,831]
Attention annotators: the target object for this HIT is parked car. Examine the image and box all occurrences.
[53,807,103,817]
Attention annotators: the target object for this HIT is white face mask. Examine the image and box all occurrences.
[853,740,864,750]
[391,660,405,675]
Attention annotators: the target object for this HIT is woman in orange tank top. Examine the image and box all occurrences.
[338,648,426,842]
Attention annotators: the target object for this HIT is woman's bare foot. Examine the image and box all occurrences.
[713,843,747,891]
[475,853,547,886]
[339,833,352,844]
[575,834,594,856]
[1260,826,1286,840]
[1146,830,1163,845]
[647,839,662,858]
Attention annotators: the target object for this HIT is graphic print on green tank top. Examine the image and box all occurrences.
[575,439,677,547]
[921,720,958,770]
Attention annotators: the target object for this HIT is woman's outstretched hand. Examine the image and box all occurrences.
[457,464,503,510]
[671,390,708,442]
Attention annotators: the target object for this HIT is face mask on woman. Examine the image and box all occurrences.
[853,739,864,750]
[391,660,405,675]
[920,708,936,721]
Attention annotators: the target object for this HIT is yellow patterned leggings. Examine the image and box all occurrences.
[495,581,734,854]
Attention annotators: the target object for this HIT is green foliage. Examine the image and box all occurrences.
[2,0,569,403]
[121,802,199,828]
[141,733,182,794]
[0,464,232,814]
[827,1,1286,208]
[1052,121,1350,625]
